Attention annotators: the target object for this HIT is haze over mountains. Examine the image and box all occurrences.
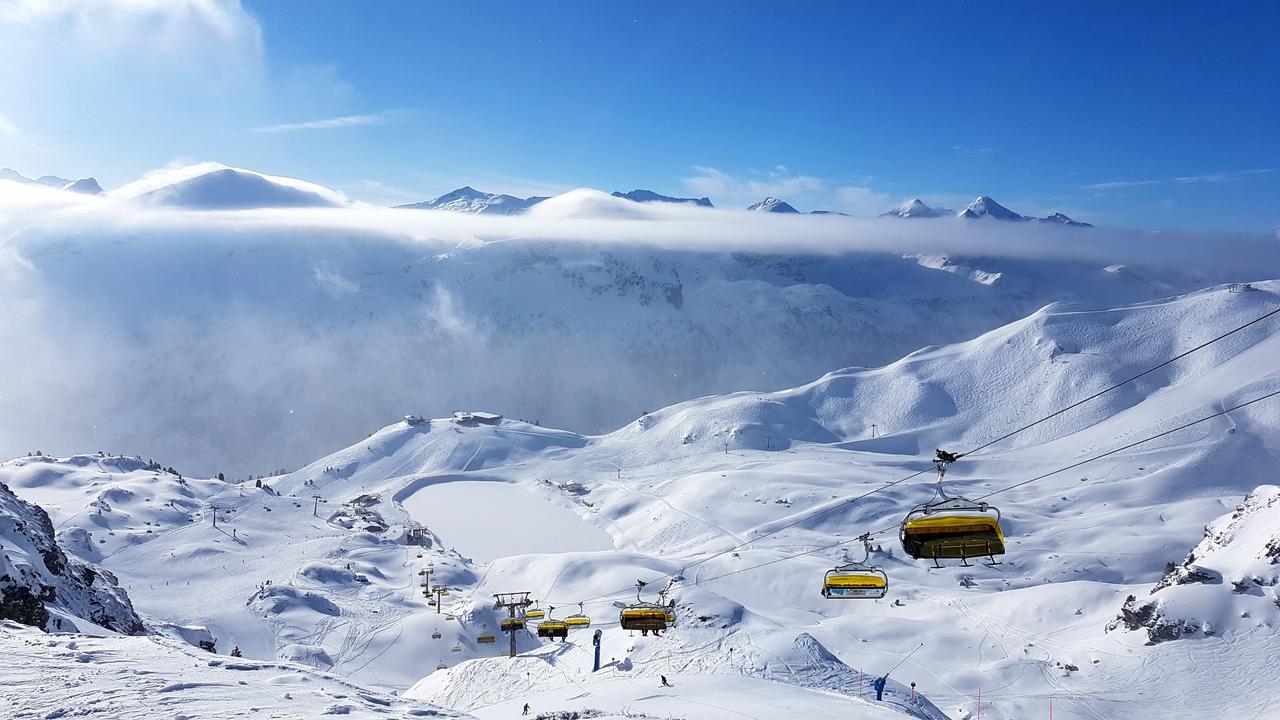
[1,161,1269,479]
[2,161,1098,221]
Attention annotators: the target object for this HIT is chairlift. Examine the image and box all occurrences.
[500,617,526,631]
[822,533,889,599]
[536,608,569,641]
[477,633,496,644]
[619,581,672,636]
[900,450,1006,567]
[564,602,591,629]
[524,601,545,621]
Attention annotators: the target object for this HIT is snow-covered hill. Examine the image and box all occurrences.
[1112,484,1280,643]
[113,163,348,209]
[7,279,1279,719]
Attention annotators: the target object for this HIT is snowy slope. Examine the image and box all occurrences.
[8,280,1279,719]
[1112,484,1280,643]
[0,620,464,719]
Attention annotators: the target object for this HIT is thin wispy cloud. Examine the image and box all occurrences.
[249,111,404,134]
[683,165,894,213]
[1084,168,1272,191]
[0,109,21,139]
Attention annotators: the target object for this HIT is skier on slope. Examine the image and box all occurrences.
[522,702,530,715]
[661,675,671,687]
[874,675,887,701]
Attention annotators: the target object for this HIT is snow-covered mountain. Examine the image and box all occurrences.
[747,196,799,213]
[881,198,950,219]
[114,163,348,209]
[957,195,1025,221]
[611,189,714,207]
[398,186,548,214]
[954,196,1092,226]
[6,280,1279,719]
[1,168,102,194]
[61,177,103,195]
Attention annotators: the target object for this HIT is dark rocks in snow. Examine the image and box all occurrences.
[0,481,143,634]
[1110,485,1280,644]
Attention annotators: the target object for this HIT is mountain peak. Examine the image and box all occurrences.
[1040,212,1092,227]
[397,186,546,215]
[611,189,714,207]
[959,195,1025,221]
[882,197,948,219]
[747,196,799,213]
[63,177,103,195]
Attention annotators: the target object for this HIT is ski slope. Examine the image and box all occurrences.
[6,278,1279,718]
[0,620,462,719]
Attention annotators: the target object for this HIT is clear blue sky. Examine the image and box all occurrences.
[2,1,1277,230]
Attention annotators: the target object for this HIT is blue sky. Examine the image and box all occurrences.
[1,1,1277,230]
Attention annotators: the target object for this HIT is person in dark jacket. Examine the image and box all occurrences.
[873,675,887,701]
[522,702,530,715]
[661,675,671,687]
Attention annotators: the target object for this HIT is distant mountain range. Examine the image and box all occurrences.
[2,164,1090,226]
[611,189,713,207]
[883,195,1091,226]
[1,168,102,194]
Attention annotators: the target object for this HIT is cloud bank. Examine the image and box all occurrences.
[0,175,1274,477]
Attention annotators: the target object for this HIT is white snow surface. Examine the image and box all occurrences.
[5,280,1280,718]
[0,620,463,719]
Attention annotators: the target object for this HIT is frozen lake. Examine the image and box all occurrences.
[401,480,613,562]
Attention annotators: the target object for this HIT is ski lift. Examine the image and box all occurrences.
[431,631,441,639]
[477,633,496,644]
[900,450,1005,567]
[822,533,888,599]
[564,602,591,629]
[436,662,447,670]
[536,618,569,641]
[619,581,671,636]
[500,617,525,631]
[450,644,463,653]
[524,602,545,621]
[445,614,457,621]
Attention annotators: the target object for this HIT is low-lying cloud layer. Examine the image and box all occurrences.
[1,177,1273,477]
